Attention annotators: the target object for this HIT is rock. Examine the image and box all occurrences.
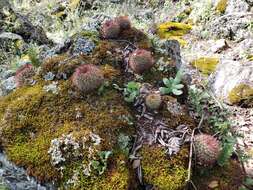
[210,39,228,53]
[225,0,250,14]
[0,77,16,97]
[211,60,253,106]
[246,0,253,6]
[207,13,253,40]
[0,32,23,41]
[208,180,219,189]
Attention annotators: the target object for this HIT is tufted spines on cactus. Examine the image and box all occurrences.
[71,64,104,93]
[115,16,131,30]
[101,19,120,39]
[129,49,154,74]
[15,63,35,88]
[193,134,221,166]
[145,93,162,110]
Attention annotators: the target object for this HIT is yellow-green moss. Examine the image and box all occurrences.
[191,57,219,75]
[247,55,253,61]
[140,145,188,190]
[228,84,253,106]
[157,22,192,46]
[216,0,228,14]
[0,77,134,184]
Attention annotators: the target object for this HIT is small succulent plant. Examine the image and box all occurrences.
[101,19,120,39]
[159,69,184,96]
[194,134,221,166]
[123,81,141,103]
[145,93,162,110]
[15,63,35,87]
[71,64,104,93]
[115,16,131,30]
[129,49,155,74]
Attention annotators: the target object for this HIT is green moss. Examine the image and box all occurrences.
[228,84,253,106]
[140,145,188,190]
[191,57,219,75]
[0,77,134,185]
[216,0,228,14]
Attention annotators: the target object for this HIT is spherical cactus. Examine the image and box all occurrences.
[101,19,120,39]
[115,16,131,30]
[129,49,154,74]
[71,64,104,93]
[15,64,35,88]
[145,93,162,110]
[194,134,221,166]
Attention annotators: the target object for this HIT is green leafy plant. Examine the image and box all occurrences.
[117,133,131,155]
[91,151,112,175]
[123,81,141,103]
[159,70,184,96]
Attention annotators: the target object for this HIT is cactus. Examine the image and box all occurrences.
[115,16,131,30]
[145,93,162,110]
[15,64,35,87]
[101,20,120,39]
[129,49,154,74]
[194,134,221,166]
[71,64,104,93]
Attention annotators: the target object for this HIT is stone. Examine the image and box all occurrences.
[208,180,219,189]
[225,0,250,14]
[211,60,253,106]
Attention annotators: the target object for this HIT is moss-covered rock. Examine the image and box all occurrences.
[140,145,188,190]
[191,57,219,75]
[228,84,253,107]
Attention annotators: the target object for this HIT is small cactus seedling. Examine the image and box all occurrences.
[129,49,154,74]
[194,134,221,166]
[101,19,120,39]
[15,64,35,87]
[145,93,162,110]
[115,16,131,30]
[71,64,104,93]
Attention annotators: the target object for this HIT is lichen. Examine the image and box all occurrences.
[140,145,188,190]
[191,57,219,75]
[216,0,228,14]
[228,84,253,106]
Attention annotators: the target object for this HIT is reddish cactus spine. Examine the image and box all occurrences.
[115,16,131,30]
[194,134,221,166]
[15,64,35,88]
[71,64,104,93]
[129,49,154,74]
[101,20,120,39]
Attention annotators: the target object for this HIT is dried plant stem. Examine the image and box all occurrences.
[186,114,204,189]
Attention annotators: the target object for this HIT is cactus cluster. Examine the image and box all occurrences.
[71,64,104,93]
[129,49,154,74]
[101,16,131,39]
[145,93,162,110]
[15,64,35,88]
[193,134,221,166]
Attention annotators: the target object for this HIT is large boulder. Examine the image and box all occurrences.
[211,60,253,107]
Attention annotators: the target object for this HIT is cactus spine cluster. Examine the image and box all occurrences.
[101,16,131,39]
[71,64,104,93]
[145,93,162,110]
[194,134,221,166]
[129,49,154,74]
[15,63,35,88]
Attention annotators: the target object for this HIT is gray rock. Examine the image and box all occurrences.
[0,76,16,97]
[207,13,253,40]
[211,60,253,105]
[225,0,250,14]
